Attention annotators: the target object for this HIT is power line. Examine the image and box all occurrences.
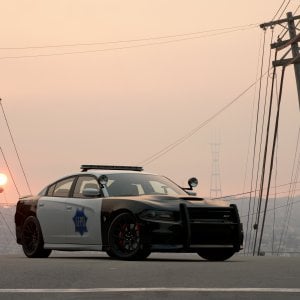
[244,29,267,254]
[272,0,291,21]
[240,195,300,219]
[139,70,270,167]
[277,0,292,20]
[277,125,300,254]
[277,4,300,42]
[0,99,31,194]
[0,26,258,61]
[0,209,15,239]
[257,65,286,255]
[271,75,280,255]
[0,24,259,51]
[251,30,277,255]
[0,147,20,197]
[211,180,300,201]
[295,3,300,15]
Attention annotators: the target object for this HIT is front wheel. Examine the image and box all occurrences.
[21,216,52,258]
[197,248,235,261]
[108,212,150,260]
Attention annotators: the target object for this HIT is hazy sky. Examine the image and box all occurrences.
[0,1,300,203]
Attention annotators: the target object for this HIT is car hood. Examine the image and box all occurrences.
[114,194,230,209]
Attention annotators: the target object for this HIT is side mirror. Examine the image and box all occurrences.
[188,177,198,189]
[82,188,101,197]
[182,177,198,196]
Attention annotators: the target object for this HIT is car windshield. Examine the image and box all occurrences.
[102,173,187,197]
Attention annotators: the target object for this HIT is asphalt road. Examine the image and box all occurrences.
[0,252,300,300]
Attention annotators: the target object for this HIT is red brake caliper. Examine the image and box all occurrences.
[118,224,127,248]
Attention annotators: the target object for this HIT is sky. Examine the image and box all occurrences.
[0,0,300,203]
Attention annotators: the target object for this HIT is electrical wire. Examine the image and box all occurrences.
[0,26,258,60]
[247,29,275,254]
[138,70,270,167]
[277,0,292,20]
[243,29,267,254]
[277,126,300,254]
[0,99,31,194]
[0,209,15,239]
[277,3,300,41]
[257,65,286,255]
[0,23,259,51]
[251,29,277,255]
[281,154,300,250]
[211,180,300,201]
[295,3,300,15]
[240,195,300,219]
[271,75,280,254]
[272,0,291,21]
[0,147,20,197]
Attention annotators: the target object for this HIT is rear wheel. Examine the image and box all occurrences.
[21,216,52,258]
[108,212,150,260]
[197,248,235,261]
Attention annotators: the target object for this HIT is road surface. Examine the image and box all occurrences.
[0,252,299,299]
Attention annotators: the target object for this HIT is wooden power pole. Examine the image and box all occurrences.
[260,12,300,110]
[253,12,300,256]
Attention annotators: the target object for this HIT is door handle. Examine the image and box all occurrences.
[66,206,72,210]
[39,203,44,207]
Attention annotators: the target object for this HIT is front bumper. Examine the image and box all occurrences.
[140,203,244,252]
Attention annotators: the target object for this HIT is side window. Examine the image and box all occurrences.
[52,177,75,197]
[73,176,100,198]
[46,184,55,196]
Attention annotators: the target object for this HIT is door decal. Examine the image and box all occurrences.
[73,208,88,236]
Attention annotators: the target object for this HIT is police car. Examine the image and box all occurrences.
[15,165,243,261]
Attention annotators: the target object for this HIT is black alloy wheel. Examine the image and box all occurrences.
[108,212,150,260]
[21,216,52,258]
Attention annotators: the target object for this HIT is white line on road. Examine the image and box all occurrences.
[0,288,300,293]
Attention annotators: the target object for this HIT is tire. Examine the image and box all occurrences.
[107,212,150,260]
[197,248,235,261]
[136,247,151,260]
[21,216,52,258]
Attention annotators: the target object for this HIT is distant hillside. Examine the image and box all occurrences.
[231,195,300,255]
[0,206,21,254]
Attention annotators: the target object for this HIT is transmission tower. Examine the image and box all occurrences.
[210,136,222,199]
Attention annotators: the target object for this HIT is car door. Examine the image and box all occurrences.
[37,176,76,244]
[63,175,102,247]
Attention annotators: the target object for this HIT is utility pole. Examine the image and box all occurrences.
[254,12,300,256]
[260,12,300,110]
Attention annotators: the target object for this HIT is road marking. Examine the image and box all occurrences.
[0,288,300,293]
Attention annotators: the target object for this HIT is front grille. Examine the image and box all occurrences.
[186,207,238,246]
[188,207,236,223]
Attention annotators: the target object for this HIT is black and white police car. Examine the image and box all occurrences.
[15,165,243,261]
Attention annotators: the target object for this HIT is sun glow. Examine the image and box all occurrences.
[0,173,8,186]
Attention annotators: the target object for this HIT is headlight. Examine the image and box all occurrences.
[139,210,175,221]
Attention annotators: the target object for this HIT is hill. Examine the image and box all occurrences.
[0,206,21,254]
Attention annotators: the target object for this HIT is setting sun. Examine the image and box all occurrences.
[0,173,8,186]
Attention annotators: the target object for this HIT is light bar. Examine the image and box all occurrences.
[80,165,144,172]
